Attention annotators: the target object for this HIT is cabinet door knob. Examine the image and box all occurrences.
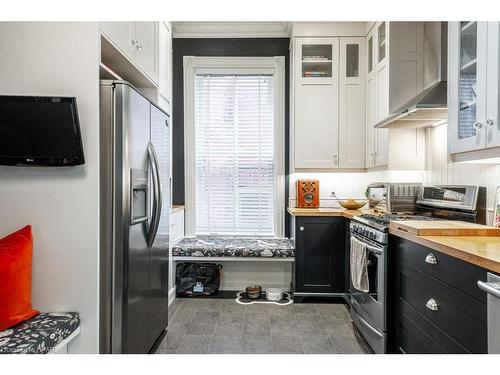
[486,119,494,128]
[132,39,138,46]
[333,155,338,166]
[426,298,439,311]
[299,226,304,231]
[474,121,483,130]
[425,253,437,264]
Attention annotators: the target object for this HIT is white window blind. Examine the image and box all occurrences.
[194,73,275,236]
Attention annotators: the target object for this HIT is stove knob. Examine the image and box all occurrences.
[370,232,376,240]
[359,227,365,234]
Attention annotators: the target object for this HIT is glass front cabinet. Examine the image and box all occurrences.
[449,22,500,157]
[293,37,366,169]
[294,38,340,168]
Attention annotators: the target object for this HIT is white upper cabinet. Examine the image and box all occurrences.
[133,22,158,83]
[486,22,500,149]
[99,22,159,84]
[294,38,340,169]
[339,37,366,168]
[291,22,427,170]
[375,22,424,121]
[366,22,389,167]
[99,22,134,60]
[366,29,376,168]
[365,21,426,169]
[449,21,487,154]
[374,22,389,167]
[158,21,172,111]
[448,21,500,159]
[293,37,367,170]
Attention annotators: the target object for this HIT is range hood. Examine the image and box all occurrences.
[375,23,448,129]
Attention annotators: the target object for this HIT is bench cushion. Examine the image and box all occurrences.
[172,237,295,258]
[0,312,80,354]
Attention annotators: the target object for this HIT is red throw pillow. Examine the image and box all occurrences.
[0,225,39,331]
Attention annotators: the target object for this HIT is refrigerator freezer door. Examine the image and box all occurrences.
[148,104,171,349]
[119,84,151,353]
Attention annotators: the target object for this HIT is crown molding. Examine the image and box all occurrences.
[172,22,291,38]
[172,22,375,39]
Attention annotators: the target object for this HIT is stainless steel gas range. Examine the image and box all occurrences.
[349,185,486,354]
[349,214,434,353]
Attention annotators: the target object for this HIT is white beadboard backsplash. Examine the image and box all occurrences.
[289,123,500,224]
[289,169,425,207]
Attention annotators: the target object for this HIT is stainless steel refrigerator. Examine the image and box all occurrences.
[99,80,171,353]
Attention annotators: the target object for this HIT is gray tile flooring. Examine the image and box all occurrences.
[155,298,368,354]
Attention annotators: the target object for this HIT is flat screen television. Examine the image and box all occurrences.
[0,95,85,166]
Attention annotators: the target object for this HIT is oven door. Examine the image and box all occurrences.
[349,233,387,331]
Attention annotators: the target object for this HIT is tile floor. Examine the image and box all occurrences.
[155,298,368,354]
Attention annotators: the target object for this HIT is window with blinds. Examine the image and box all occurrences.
[194,73,275,236]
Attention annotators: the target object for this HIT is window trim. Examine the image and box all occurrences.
[183,56,285,237]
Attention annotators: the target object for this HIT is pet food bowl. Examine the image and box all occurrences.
[265,288,283,301]
[246,285,262,299]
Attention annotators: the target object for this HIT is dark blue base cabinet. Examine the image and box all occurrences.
[291,216,347,302]
[388,236,488,353]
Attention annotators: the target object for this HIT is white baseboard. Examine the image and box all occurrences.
[168,287,176,306]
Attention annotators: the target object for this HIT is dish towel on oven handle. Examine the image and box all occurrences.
[350,236,369,293]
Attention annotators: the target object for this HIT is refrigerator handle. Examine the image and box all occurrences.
[147,142,162,248]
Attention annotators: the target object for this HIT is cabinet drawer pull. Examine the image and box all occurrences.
[299,226,304,231]
[425,253,437,264]
[426,298,439,311]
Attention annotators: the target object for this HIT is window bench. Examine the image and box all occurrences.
[0,312,80,354]
[172,237,295,262]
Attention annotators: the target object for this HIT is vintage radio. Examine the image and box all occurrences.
[296,179,320,208]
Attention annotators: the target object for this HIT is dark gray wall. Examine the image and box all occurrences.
[172,38,290,234]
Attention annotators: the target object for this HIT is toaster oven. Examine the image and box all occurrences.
[367,182,422,213]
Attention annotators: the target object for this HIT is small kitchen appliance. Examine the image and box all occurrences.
[367,182,422,213]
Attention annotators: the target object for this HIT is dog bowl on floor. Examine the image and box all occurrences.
[245,285,262,300]
[265,288,283,301]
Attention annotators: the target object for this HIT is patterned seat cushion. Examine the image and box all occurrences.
[0,312,80,354]
[172,237,295,258]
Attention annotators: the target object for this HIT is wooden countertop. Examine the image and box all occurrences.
[390,227,500,274]
[287,207,376,219]
[171,205,185,214]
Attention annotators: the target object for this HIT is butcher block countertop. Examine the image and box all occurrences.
[390,220,500,236]
[390,227,500,274]
[287,207,376,219]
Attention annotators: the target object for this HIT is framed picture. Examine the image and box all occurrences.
[493,186,500,227]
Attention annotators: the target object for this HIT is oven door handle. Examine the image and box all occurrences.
[353,309,384,339]
[350,234,383,255]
